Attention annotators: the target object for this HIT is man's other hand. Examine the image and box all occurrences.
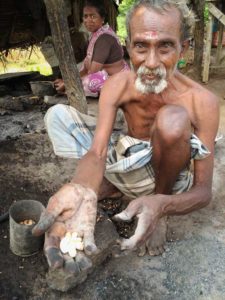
[113,195,165,251]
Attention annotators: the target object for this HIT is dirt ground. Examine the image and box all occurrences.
[0,72,225,300]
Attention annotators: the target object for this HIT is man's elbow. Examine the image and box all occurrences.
[200,189,212,208]
[88,147,107,162]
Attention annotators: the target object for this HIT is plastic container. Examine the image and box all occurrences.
[9,200,45,257]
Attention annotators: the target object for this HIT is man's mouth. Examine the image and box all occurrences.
[135,65,168,94]
[141,74,159,83]
[144,74,157,80]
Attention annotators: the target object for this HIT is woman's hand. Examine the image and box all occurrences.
[54,78,66,94]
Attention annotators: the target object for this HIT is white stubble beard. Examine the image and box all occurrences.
[135,65,168,94]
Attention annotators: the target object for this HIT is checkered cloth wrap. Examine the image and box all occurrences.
[45,104,211,199]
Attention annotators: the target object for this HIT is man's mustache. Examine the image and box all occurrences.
[137,66,166,78]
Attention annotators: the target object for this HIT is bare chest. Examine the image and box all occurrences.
[122,99,164,139]
[121,92,197,140]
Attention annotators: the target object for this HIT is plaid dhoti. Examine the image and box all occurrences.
[45,104,210,199]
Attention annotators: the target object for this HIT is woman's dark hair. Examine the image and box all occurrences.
[83,0,106,19]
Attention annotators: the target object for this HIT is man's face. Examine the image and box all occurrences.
[129,6,183,94]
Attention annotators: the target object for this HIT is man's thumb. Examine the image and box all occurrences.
[113,199,141,222]
[113,210,133,222]
[113,205,138,222]
[32,211,55,236]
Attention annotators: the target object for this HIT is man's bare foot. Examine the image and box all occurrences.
[98,178,123,201]
[137,217,167,257]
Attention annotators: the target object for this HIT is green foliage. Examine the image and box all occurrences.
[204,4,209,23]
[0,48,52,76]
[119,0,135,15]
[117,0,136,43]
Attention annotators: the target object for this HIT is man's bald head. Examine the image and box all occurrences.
[126,0,195,42]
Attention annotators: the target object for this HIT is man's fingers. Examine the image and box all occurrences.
[113,199,141,222]
[32,210,56,236]
[45,247,64,269]
[76,252,92,271]
[83,231,99,256]
[32,196,66,236]
[42,222,66,268]
[113,210,133,222]
[63,255,80,274]
[118,212,151,250]
[32,193,76,236]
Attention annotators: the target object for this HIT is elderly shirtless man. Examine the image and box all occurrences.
[33,0,219,271]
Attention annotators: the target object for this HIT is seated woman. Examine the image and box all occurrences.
[54,0,129,98]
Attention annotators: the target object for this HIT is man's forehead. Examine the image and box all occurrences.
[144,31,159,40]
[130,6,181,39]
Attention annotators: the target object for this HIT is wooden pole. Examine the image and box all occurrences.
[208,3,225,26]
[193,0,206,78]
[202,13,213,83]
[44,0,87,113]
[216,23,224,65]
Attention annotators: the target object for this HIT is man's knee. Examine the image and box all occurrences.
[44,104,69,130]
[154,105,191,144]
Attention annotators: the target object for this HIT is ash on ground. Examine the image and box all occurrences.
[98,197,136,239]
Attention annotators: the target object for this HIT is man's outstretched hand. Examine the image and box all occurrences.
[32,183,98,273]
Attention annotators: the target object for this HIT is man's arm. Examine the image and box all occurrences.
[161,90,219,215]
[32,74,129,268]
[70,71,130,192]
[114,90,219,249]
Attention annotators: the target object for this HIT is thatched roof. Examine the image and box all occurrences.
[0,0,120,52]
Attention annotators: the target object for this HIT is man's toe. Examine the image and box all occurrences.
[137,245,146,257]
[148,245,165,256]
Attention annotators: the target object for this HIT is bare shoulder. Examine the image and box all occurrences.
[189,78,218,104]
[179,74,219,115]
[100,70,136,106]
[194,84,218,107]
[181,75,220,145]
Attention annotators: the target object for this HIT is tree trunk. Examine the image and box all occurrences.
[44,0,87,113]
[193,0,206,78]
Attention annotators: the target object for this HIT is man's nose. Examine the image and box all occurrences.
[144,49,160,70]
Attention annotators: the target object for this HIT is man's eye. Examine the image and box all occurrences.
[134,43,145,49]
[160,42,174,48]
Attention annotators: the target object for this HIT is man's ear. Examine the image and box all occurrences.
[180,39,190,57]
